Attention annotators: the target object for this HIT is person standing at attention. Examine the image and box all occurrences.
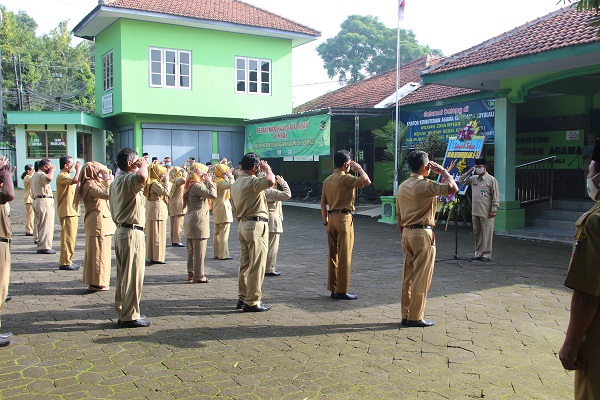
[559,138,600,398]
[31,158,56,254]
[458,158,500,262]
[396,150,458,327]
[168,166,187,247]
[264,174,291,276]
[230,153,275,312]
[21,164,35,238]
[145,163,171,264]
[56,156,82,270]
[109,148,150,328]
[0,157,16,346]
[212,159,234,260]
[321,150,370,300]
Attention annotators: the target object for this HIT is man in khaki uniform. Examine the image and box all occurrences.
[321,150,370,300]
[265,175,291,276]
[56,156,82,270]
[109,148,150,328]
[396,150,458,327]
[458,159,500,261]
[31,159,56,254]
[168,167,187,247]
[559,140,600,399]
[0,157,16,346]
[230,153,275,312]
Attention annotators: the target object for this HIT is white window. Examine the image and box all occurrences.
[102,51,113,92]
[235,56,271,95]
[149,47,191,89]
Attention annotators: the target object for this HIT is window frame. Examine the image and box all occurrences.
[235,56,271,95]
[102,50,114,92]
[148,47,192,90]
[26,131,68,159]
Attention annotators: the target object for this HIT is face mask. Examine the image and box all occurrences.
[475,167,485,175]
[587,172,600,201]
[164,162,171,167]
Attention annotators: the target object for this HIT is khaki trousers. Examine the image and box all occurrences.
[327,213,354,294]
[83,235,112,287]
[32,204,39,240]
[146,219,166,262]
[114,228,145,322]
[237,220,268,306]
[472,216,494,259]
[266,232,280,273]
[170,215,184,244]
[59,215,79,266]
[213,222,231,259]
[0,242,10,329]
[186,238,207,279]
[25,203,34,235]
[401,228,436,321]
[34,198,55,251]
[575,345,600,400]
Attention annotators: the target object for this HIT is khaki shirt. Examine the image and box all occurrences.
[230,172,271,219]
[23,174,33,204]
[83,182,116,237]
[31,171,53,198]
[0,201,11,239]
[109,172,146,226]
[146,181,171,221]
[459,172,500,218]
[265,180,291,233]
[184,182,216,239]
[321,170,364,212]
[396,173,450,227]
[168,178,187,216]
[56,170,80,218]
[212,179,233,224]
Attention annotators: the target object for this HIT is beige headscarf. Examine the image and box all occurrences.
[144,163,168,199]
[212,163,231,200]
[74,162,106,205]
[169,166,186,197]
[183,163,208,207]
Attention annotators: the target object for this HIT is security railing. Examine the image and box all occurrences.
[515,156,556,208]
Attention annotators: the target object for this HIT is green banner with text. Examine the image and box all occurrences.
[245,114,331,158]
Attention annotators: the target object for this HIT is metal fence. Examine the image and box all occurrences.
[515,156,556,208]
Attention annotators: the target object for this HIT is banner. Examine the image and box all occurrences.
[440,136,485,195]
[401,98,495,146]
[245,114,331,158]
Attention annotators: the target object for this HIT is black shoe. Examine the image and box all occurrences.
[5,295,11,302]
[218,257,233,260]
[37,249,56,254]
[471,256,482,261]
[405,319,435,327]
[171,243,186,247]
[243,303,271,312]
[0,338,12,347]
[334,293,358,300]
[59,264,80,271]
[401,319,408,326]
[331,291,336,298]
[236,300,244,310]
[480,257,491,262]
[0,332,13,339]
[151,260,167,265]
[119,318,151,328]
[25,233,33,236]
[265,271,281,276]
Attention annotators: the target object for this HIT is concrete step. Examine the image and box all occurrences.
[553,198,595,212]
[527,208,584,221]
[496,226,573,244]
[525,216,576,231]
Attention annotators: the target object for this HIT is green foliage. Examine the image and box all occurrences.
[415,131,446,162]
[316,15,443,84]
[372,120,410,185]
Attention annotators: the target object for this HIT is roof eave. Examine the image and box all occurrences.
[72,6,319,46]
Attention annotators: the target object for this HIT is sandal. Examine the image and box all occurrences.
[88,285,109,291]
[194,277,211,283]
[187,273,194,282]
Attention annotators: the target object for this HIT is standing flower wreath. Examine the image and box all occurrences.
[456,114,481,141]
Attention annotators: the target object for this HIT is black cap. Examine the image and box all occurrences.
[475,158,486,166]
[592,139,600,162]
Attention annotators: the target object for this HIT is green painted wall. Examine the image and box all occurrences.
[95,22,122,116]
[518,94,586,118]
[96,19,293,120]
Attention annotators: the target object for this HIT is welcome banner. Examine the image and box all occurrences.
[245,114,331,158]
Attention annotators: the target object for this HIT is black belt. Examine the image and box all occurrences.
[35,195,53,199]
[0,238,10,243]
[407,224,433,230]
[243,216,268,223]
[118,223,145,232]
[329,209,352,214]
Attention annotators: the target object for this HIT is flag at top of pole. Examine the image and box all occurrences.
[399,0,405,21]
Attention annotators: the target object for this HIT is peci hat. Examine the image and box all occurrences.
[474,158,486,166]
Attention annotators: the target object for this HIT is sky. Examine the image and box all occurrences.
[0,0,569,106]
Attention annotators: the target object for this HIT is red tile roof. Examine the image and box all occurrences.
[293,57,480,113]
[425,6,600,75]
[102,0,320,36]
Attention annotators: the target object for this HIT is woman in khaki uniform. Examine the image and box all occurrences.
[21,165,35,237]
[211,162,234,260]
[183,163,216,282]
[75,162,116,291]
[168,167,187,247]
[145,164,171,264]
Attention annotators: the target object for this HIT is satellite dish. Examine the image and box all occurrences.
[26,78,87,111]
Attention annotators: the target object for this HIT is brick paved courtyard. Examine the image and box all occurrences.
[0,190,576,399]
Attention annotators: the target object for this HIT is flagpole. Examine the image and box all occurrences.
[393,0,402,195]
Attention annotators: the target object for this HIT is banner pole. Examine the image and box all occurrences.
[393,1,402,195]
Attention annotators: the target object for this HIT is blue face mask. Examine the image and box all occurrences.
[164,162,171,167]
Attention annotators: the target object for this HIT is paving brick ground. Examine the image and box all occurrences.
[0,189,576,399]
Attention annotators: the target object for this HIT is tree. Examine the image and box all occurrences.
[316,15,442,84]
